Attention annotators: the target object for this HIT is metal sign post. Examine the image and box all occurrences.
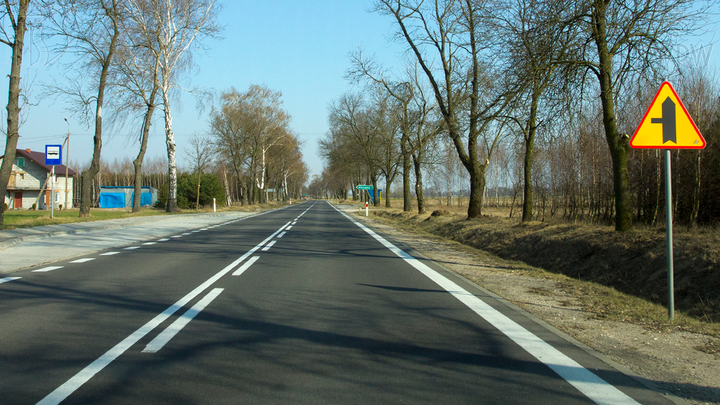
[630,82,705,320]
[51,166,55,219]
[664,150,674,320]
[45,145,63,219]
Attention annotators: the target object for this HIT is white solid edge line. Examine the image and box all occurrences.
[0,277,21,284]
[233,256,260,276]
[36,220,292,405]
[331,203,640,405]
[32,266,63,273]
[143,288,224,353]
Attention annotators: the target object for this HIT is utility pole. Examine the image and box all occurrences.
[63,118,70,209]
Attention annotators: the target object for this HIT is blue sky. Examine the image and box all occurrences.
[3,0,407,179]
[2,1,719,181]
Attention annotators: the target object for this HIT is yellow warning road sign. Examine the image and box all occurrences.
[630,81,705,149]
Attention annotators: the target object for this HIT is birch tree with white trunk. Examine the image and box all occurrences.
[125,0,220,211]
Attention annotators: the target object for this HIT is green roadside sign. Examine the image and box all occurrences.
[356,185,373,190]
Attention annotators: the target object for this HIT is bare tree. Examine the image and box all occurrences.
[126,0,220,211]
[210,85,292,205]
[493,0,577,222]
[43,0,123,217]
[184,132,214,209]
[377,0,521,218]
[327,92,386,206]
[0,0,30,224]
[110,2,163,212]
[567,0,713,231]
[348,50,414,210]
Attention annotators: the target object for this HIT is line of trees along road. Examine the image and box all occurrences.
[0,0,221,224]
[1,1,308,218]
[210,85,308,205]
[316,0,720,230]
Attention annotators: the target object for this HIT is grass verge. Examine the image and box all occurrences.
[0,202,288,230]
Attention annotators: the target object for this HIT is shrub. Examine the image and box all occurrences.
[177,172,226,209]
[155,186,168,209]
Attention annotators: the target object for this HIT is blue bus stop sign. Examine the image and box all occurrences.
[45,144,62,165]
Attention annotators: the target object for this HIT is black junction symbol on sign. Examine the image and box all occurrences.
[650,97,677,144]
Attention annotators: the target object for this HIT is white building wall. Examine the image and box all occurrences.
[1,155,74,210]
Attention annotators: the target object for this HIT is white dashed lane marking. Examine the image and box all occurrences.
[232,256,260,276]
[0,277,21,285]
[124,246,140,250]
[32,266,63,273]
[142,288,225,354]
[70,258,96,264]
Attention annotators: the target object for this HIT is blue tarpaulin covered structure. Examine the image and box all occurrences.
[99,186,158,208]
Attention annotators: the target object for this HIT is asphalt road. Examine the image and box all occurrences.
[0,201,676,404]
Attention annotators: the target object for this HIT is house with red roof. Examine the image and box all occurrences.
[1,148,77,210]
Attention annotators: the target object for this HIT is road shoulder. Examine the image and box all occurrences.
[0,211,255,274]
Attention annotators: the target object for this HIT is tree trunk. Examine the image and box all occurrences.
[163,91,178,212]
[413,154,425,214]
[80,8,119,217]
[467,162,486,219]
[689,152,701,226]
[132,99,156,212]
[195,170,201,209]
[371,173,379,207]
[0,0,29,225]
[522,86,540,222]
[593,0,631,231]
[402,136,412,211]
[222,165,231,206]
